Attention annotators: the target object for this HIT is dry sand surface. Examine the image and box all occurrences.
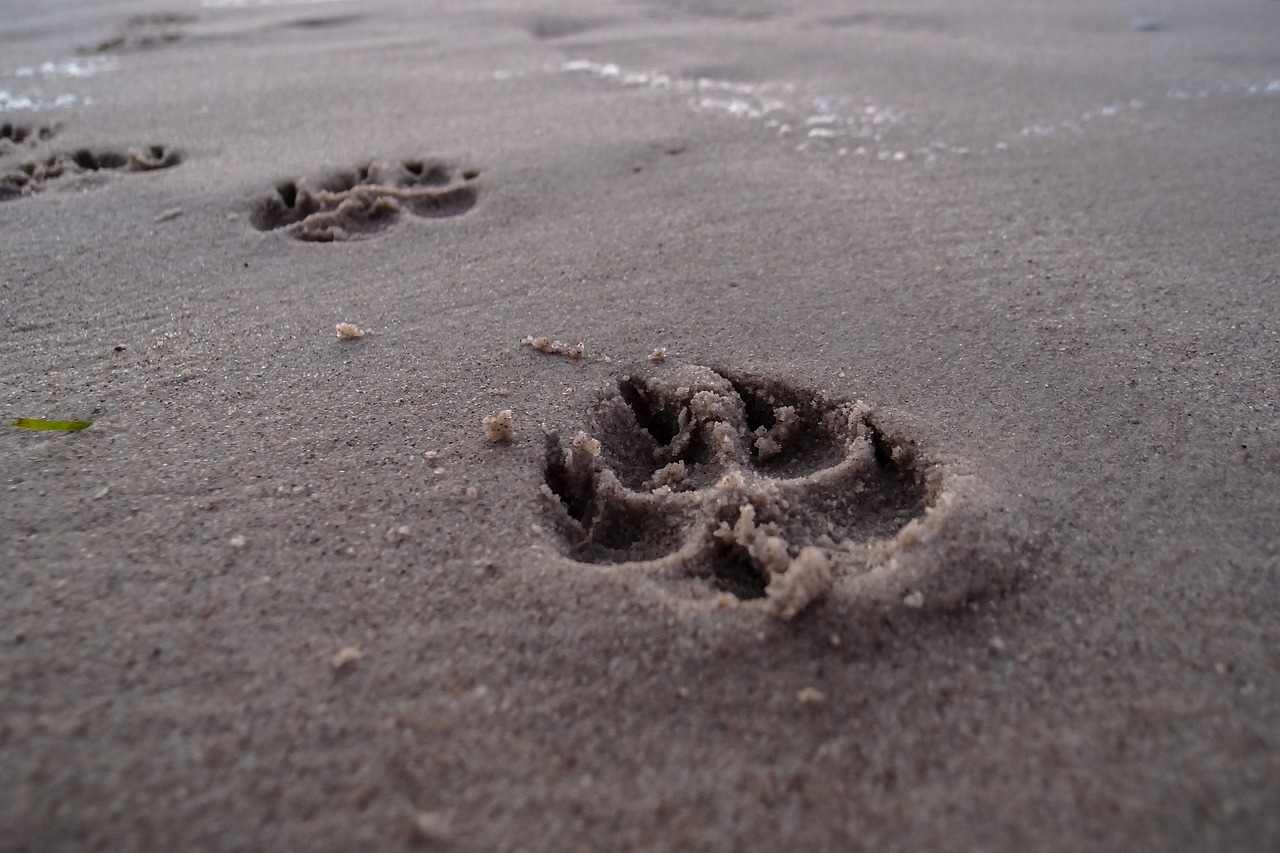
[2,0,1278,850]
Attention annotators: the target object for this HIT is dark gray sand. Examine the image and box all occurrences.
[2,0,1278,849]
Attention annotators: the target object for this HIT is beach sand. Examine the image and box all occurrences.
[2,0,1277,849]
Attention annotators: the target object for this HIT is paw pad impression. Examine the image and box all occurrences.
[542,363,1017,622]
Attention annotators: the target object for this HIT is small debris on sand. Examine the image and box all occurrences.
[482,409,515,443]
[902,589,925,609]
[521,335,554,352]
[521,335,585,358]
[331,646,362,670]
[648,346,668,362]
[229,535,246,548]
[335,322,365,340]
[410,811,451,845]
[153,206,183,223]
[465,486,479,498]
[571,430,601,457]
[797,687,826,705]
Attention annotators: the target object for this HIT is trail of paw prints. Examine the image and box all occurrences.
[79,13,195,55]
[249,158,479,243]
[0,144,180,202]
[541,362,1021,623]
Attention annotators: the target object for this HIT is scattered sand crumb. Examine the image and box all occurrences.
[336,322,365,340]
[331,646,362,670]
[482,409,515,443]
[903,589,925,609]
[423,450,439,461]
[153,207,183,223]
[646,461,687,490]
[648,347,668,362]
[521,335,585,358]
[571,430,601,457]
[521,335,553,352]
[465,486,479,498]
[410,811,450,845]
[229,535,246,548]
[797,687,826,705]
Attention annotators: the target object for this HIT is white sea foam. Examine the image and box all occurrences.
[559,58,906,156]
[14,57,118,79]
[202,0,350,7]
[0,91,86,112]
[556,58,1280,164]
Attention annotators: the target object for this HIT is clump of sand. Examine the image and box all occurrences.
[521,336,585,359]
[714,504,833,619]
[335,322,365,340]
[483,410,515,443]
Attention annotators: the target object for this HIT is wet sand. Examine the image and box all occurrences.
[2,0,1278,850]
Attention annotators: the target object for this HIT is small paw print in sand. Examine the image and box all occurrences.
[335,322,365,340]
[482,409,515,444]
[521,336,585,359]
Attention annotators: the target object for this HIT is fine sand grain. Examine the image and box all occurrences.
[2,0,1278,850]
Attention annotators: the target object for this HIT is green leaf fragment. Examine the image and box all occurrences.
[12,418,92,432]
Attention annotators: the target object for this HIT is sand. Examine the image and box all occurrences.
[1,0,1277,850]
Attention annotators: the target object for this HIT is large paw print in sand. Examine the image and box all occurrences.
[542,363,1018,621]
[249,158,478,243]
[0,144,179,202]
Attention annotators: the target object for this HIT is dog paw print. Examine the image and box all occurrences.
[541,363,955,619]
[248,158,479,242]
[0,144,181,201]
[0,122,58,154]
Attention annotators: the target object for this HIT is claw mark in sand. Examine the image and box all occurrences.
[541,361,1027,625]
